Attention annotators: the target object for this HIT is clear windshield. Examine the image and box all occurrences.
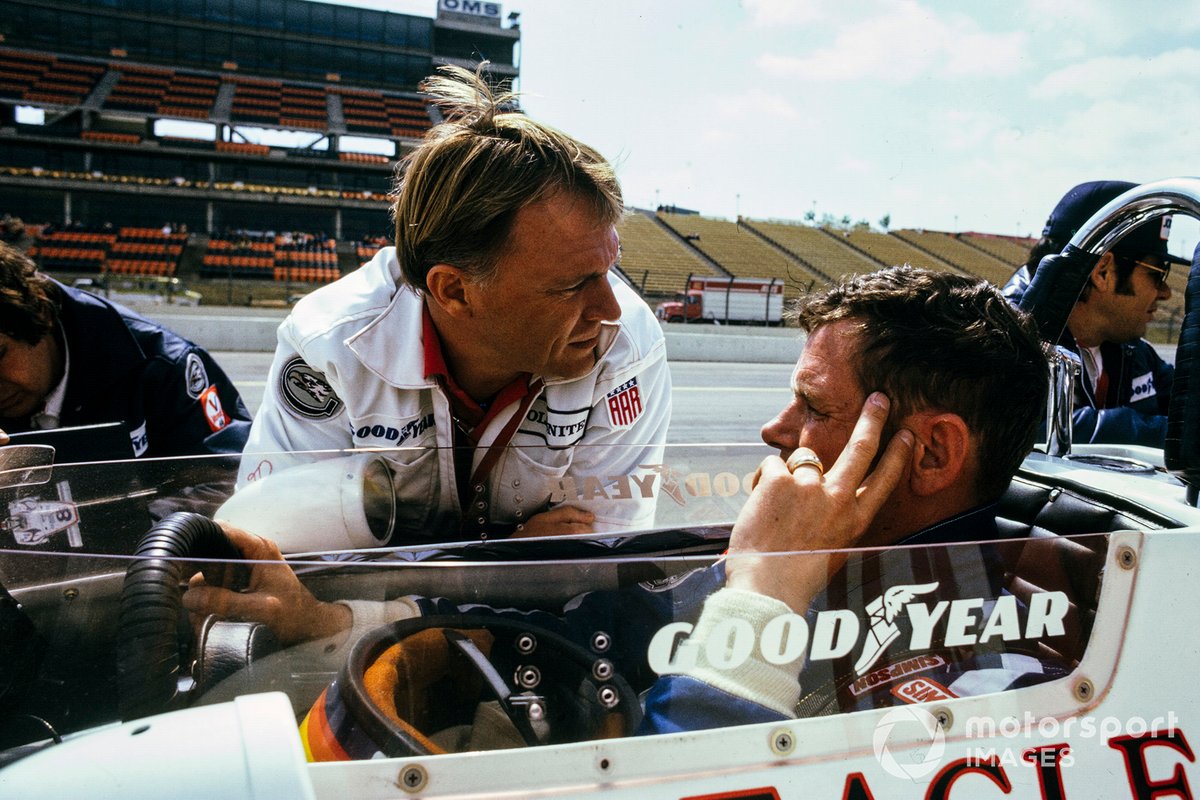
[0,445,1113,762]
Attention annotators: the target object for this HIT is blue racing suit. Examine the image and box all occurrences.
[1003,266,1172,447]
[0,281,251,459]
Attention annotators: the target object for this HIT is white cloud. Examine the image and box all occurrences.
[1020,0,1200,45]
[708,90,802,122]
[744,0,827,28]
[1032,49,1200,101]
[756,0,1027,84]
[931,110,1013,152]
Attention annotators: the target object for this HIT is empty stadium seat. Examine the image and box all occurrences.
[616,212,722,295]
[742,220,876,282]
[201,231,340,283]
[892,229,1012,285]
[0,48,104,107]
[656,212,824,295]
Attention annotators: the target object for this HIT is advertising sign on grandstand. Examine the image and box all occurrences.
[438,0,502,20]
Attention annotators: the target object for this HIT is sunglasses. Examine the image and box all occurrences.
[1123,257,1172,288]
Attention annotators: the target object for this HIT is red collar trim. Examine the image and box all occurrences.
[422,305,530,436]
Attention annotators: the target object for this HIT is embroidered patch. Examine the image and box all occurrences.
[184,352,209,399]
[519,404,591,449]
[129,421,149,457]
[606,377,643,428]
[200,385,230,432]
[351,414,434,445]
[848,654,948,697]
[1131,371,1156,401]
[280,357,344,419]
[891,677,957,705]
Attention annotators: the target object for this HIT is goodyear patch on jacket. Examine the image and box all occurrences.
[351,414,434,445]
[1131,370,1156,401]
[281,357,344,419]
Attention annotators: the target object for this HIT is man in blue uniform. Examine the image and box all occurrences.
[1003,180,1185,446]
[0,241,250,459]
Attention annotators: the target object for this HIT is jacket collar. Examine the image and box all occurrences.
[56,283,147,415]
[896,503,1000,547]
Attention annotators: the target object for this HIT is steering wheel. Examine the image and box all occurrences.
[309,613,643,758]
[116,512,242,721]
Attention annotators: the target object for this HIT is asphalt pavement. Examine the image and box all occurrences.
[215,352,793,446]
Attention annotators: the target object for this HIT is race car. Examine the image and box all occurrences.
[1,180,1199,799]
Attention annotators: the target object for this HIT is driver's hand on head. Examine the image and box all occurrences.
[509,505,595,538]
[182,521,351,646]
[725,392,915,612]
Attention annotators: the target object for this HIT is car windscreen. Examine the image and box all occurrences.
[0,438,1104,762]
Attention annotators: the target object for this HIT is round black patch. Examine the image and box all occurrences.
[184,352,209,399]
[280,356,344,419]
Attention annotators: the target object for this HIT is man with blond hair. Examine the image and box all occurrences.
[238,66,670,542]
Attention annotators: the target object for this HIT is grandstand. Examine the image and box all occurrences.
[893,229,1015,286]
[27,224,187,275]
[615,211,722,296]
[0,1,1067,316]
[960,232,1033,267]
[835,229,960,275]
[744,220,876,281]
[202,230,338,284]
[0,0,518,303]
[656,212,825,298]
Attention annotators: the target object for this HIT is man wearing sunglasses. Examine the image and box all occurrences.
[1004,180,1187,446]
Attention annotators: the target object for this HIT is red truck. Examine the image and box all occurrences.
[655,276,784,324]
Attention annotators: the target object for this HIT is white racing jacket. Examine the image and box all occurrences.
[239,247,671,540]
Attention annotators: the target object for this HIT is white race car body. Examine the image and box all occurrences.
[0,437,1195,800]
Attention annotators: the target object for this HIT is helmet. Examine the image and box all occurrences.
[301,614,641,760]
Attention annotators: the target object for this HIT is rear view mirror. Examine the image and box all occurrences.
[0,445,55,490]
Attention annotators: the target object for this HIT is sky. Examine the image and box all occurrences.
[327,0,1199,249]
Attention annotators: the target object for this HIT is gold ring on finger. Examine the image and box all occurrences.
[786,452,824,476]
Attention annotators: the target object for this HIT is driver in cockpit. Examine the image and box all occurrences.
[184,266,1052,739]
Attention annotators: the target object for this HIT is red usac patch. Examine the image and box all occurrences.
[199,385,230,432]
[606,376,644,428]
